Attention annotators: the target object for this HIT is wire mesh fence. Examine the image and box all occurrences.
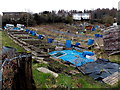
[1,46,36,90]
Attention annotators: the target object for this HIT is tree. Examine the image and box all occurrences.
[102,15,114,25]
[64,16,73,24]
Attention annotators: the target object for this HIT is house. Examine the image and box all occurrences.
[2,12,27,21]
[73,13,91,20]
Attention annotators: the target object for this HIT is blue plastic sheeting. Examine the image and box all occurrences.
[66,40,71,48]
[49,50,94,66]
[82,51,94,57]
[4,26,6,29]
[48,38,54,43]
[75,42,80,46]
[13,27,19,30]
[38,35,43,39]
[87,39,94,45]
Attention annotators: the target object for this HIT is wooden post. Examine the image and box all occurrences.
[12,53,36,90]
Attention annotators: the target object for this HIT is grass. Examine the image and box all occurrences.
[108,55,120,64]
[1,31,25,52]
[32,59,110,88]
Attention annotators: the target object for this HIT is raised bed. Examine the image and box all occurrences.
[7,30,55,58]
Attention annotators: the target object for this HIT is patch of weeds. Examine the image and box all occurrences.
[56,74,74,88]
[32,68,55,88]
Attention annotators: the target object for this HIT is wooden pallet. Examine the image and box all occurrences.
[103,72,120,86]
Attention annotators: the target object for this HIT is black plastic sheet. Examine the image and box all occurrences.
[77,58,120,80]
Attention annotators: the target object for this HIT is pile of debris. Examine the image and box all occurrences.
[103,26,120,55]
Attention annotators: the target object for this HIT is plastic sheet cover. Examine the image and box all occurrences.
[78,58,120,80]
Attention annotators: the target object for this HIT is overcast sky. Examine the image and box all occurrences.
[0,0,120,14]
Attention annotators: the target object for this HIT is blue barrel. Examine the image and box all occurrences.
[25,29,30,32]
[87,39,94,45]
[75,42,80,46]
[66,40,71,48]
[95,25,99,28]
[92,27,96,31]
[32,32,36,36]
[48,38,54,43]
[82,51,94,57]
[38,35,43,39]
[30,30,33,34]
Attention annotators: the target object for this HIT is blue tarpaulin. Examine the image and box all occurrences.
[49,50,94,66]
